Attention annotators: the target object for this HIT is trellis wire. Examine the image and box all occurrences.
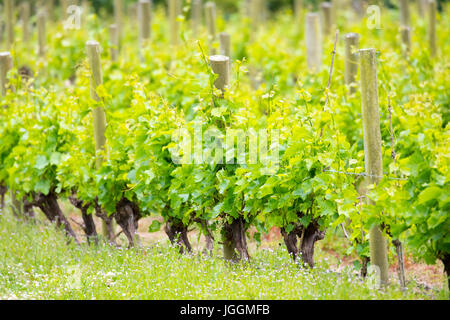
[323,169,408,181]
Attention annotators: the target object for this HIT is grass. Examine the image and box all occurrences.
[0,211,448,300]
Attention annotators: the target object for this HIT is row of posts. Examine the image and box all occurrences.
[0,0,442,285]
[0,0,439,69]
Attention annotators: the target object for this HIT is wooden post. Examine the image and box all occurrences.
[191,0,202,37]
[21,2,30,43]
[5,0,14,50]
[0,52,13,96]
[0,9,4,45]
[250,0,262,30]
[37,10,46,58]
[46,0,55,20]
[82,0,89,25]
[138,0,152,57]
[243,0,250,17]
[331,0,337,26]
[210,54,233,260]
[399,0,410,27]
[305,12,322,73]
[261,0,268,24]
[209,55,230,95]
[86,41,111,239]
[219,32,231,59]
[205,2,217,54]
[321,2,333,36]
[61,0,69,20]
[400,26,411,56]
[169,0,181,46]
[86,41,107,170]
[344,32,359,94]
[129,3,138,22]
[114,0,123,42]
[428,0,437,57]
[294,0,303,22]
[352,0,365,20]
[417,0,426,18]
[359,48,389,287]
[109,24,119,62]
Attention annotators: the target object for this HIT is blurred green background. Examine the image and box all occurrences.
[89,0,448,14]
[0,0,448,15]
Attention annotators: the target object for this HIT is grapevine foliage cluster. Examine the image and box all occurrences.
[0,2,448,284]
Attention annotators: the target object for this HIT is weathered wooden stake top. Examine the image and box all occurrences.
[114,0,124,42]
[344,33,359,93]
[417,0,425,18]
[0,52,13,97]
[330,0,337,25]
[21,2,30,43]
[399,0,411,27]
[169,0,182,46]
[219,32,231,59]
[305,13,322,73]
[5,0,14,50]
[320,2,333,36]
[81,0,90,26]
[400,26,411,55]
[61,0,69,20]
[294,0,303,22]
[428,0,437,57]
[205,2,217,54]
[110,24,119,62]
[209,55,230,95]
[138,0,152,49]
[191,0,203,37]
[359,48,389,287]
[37,9,47,58]
[46,0,55,21]
[249,0,264,29]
